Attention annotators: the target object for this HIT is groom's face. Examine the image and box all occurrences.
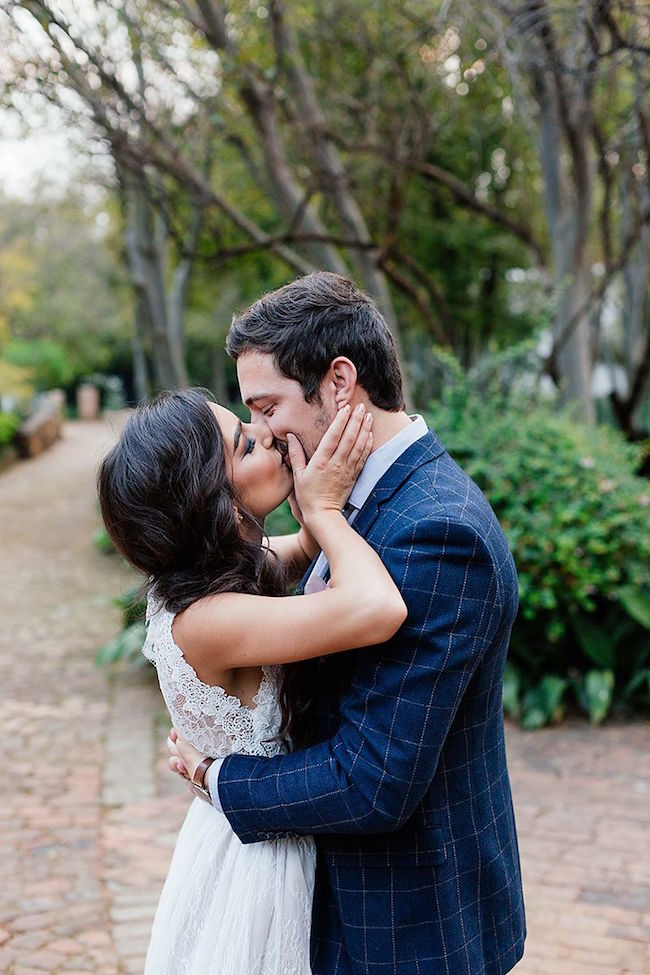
[237,351,335,461]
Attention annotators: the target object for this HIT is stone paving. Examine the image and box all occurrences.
[0,417,648,974]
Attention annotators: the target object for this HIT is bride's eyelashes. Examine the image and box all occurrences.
[243,436,256,457]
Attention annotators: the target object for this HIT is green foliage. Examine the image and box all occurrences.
[0,410,19,447]
[96,586,147,668]
[0,192,131,395]
[429,353,650,726]
[0,358,34,402]
[114,586,147,626]
[93,526,116,555]
[502,662,521,720]
[265,499,299,537]
[96,621,147,668]
[3,338,76,391]
[575,670,615,725]
[520,675,569,730]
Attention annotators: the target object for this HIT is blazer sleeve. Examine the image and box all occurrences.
[217,516,504,843]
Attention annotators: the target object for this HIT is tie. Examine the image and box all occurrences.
[303,501,356,594]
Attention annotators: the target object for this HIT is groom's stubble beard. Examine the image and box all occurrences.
[303,404,335,460]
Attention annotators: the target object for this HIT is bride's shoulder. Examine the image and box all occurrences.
[171,591,257,657]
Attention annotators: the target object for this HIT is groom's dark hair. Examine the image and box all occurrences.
[226,271,404,411]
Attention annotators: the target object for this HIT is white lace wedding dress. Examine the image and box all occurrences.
[142,596,316,975]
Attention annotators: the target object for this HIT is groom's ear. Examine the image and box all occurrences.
[328,357,358,409]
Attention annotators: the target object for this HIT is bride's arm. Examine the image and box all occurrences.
[175,511,406,670]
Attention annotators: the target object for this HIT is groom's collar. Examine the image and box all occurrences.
[295,425,445,594]
[347,414,428,512]
[351,427,445,536]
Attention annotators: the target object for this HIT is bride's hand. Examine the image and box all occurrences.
[167,727,205,782]
[288,403,373,522]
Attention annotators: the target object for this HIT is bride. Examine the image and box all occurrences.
[97,388,406,975]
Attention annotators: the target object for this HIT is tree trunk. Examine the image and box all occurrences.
[131,297,151,403]
[212,343,228,404]
[533,61,595,422]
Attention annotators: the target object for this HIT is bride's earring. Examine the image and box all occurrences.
[234,507,243,524]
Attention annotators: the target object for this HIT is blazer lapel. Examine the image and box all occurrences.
[295,429,445,589]
[352,429,445,537]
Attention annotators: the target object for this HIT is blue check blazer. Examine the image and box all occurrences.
[218,430,526,975]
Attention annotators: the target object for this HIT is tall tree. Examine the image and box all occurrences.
[477,0,650,423]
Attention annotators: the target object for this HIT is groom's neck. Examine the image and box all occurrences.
[365,407,414,453]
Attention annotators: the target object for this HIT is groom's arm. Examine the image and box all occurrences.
[214,517,505,843]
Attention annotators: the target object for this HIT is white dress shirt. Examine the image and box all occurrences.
[207,415,428,811]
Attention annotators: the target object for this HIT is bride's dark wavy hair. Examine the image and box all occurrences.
[97,388,312,748]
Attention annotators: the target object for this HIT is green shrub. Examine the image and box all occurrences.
[265,498,299,537]
[428,366,650,726]
[3,339,76,391]
[96,620,147,668]
[93,526,116,554]
[0,411,19,447]
[96,586,148,668]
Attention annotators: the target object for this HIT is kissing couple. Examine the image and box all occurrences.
[99,272,526,975]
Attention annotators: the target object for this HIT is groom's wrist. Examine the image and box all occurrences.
[207,758,225,812]
[189,756,215,804]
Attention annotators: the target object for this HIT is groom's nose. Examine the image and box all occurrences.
[252,420,275,449]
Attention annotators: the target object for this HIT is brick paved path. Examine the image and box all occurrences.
[0,418,648,974]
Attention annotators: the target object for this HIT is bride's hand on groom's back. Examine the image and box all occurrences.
[288,404,372,523]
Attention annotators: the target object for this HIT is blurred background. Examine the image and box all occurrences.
[0,2,648,974]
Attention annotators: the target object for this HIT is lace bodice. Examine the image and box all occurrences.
[142,595,286,759]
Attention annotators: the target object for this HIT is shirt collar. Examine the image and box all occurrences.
[347,414,428,512]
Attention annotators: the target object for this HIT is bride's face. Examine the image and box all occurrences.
[209,402,293,520]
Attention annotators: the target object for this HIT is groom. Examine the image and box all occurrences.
[170,272,526,975]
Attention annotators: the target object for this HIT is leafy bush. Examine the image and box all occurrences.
[265,498,299,536]
[0,410,19,447]
[96,586,148,668]
[428,365,650,727]
[0,358,34,402]
[3,339,76,391]
[93,526,116,554]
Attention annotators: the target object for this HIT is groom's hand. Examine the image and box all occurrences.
[167,727,206,782]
